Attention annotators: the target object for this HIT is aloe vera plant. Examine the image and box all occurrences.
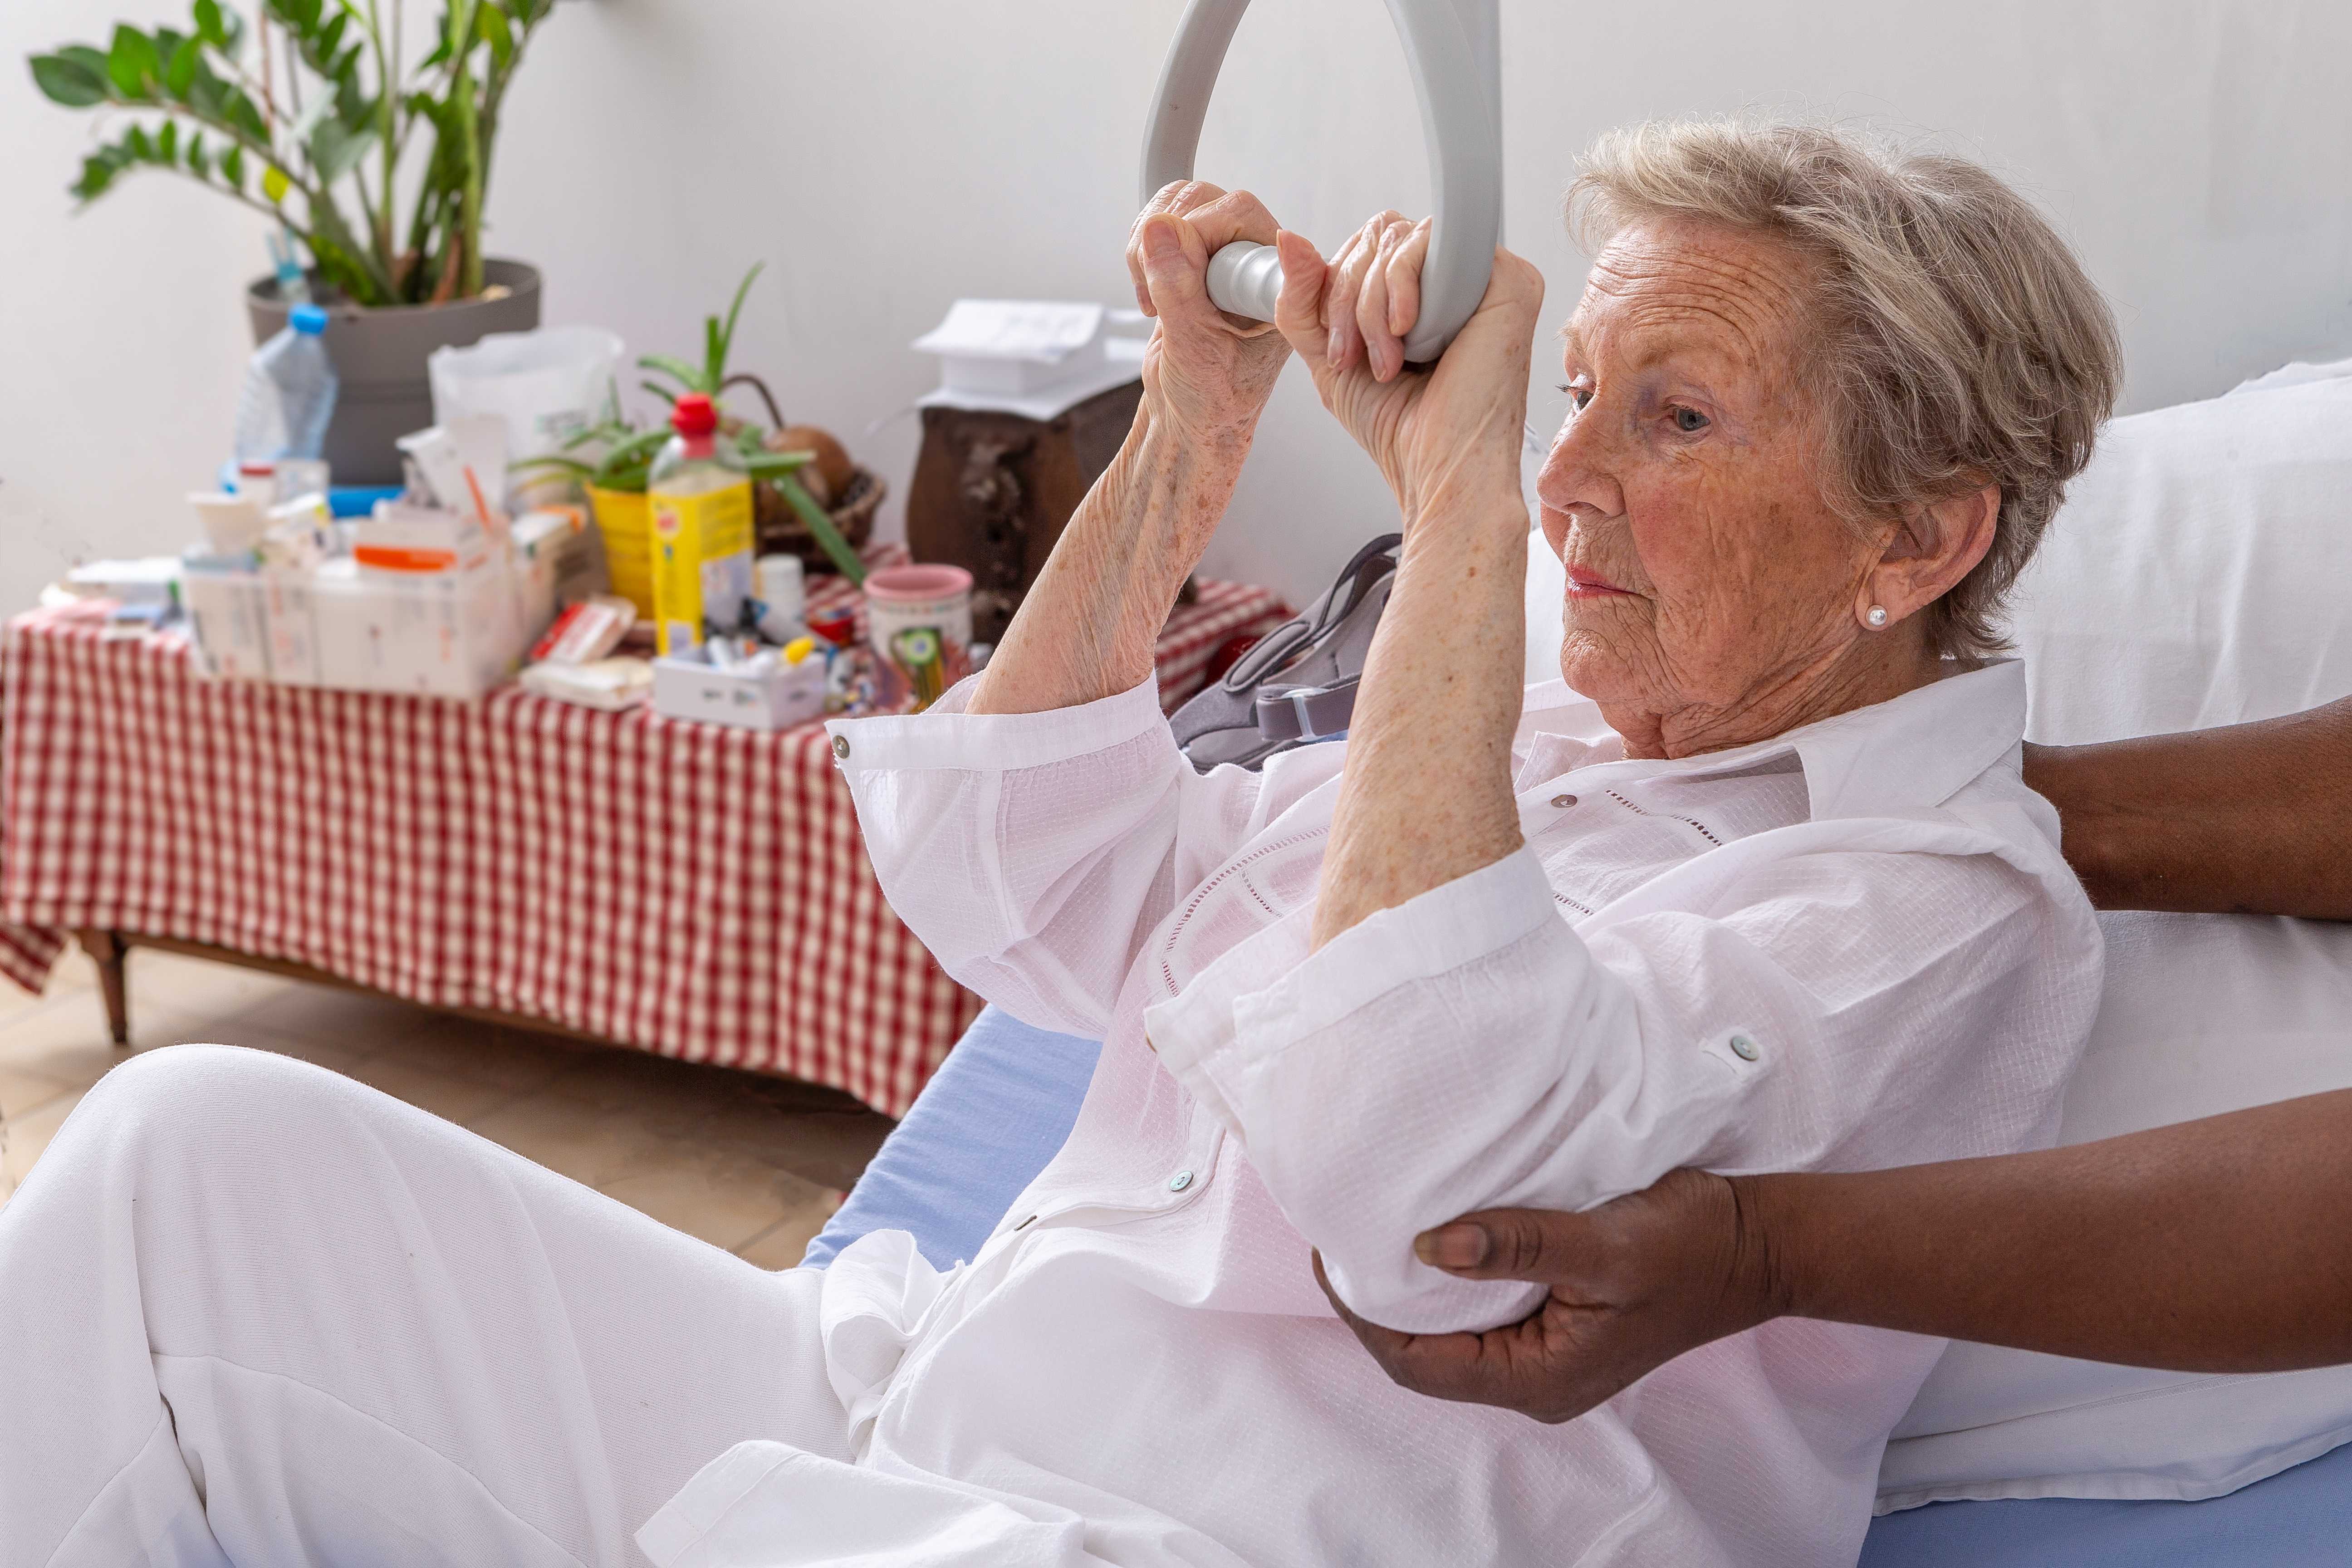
[526,264,871,584]
[29,0,557,307]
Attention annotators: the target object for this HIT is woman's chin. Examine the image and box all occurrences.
[1554,636,1642,705]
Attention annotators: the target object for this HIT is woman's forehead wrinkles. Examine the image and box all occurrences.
[1573,227,1808,374]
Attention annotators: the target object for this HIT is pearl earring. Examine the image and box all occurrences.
[1865,605,1889,629]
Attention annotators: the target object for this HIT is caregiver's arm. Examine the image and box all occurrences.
[972,183,1290,716]
[2025,696,2352,920]
[1327,1089,2352,1424]
[1264,222,1546,946]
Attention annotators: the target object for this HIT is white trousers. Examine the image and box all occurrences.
[0,1046,851,1568]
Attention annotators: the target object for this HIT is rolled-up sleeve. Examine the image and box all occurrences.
[828,677,1285,1040]
[1144,833,2073,1334]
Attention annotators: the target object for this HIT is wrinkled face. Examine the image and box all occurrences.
[1536,218,1882,732]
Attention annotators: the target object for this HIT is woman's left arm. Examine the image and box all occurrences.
[1260,224,1547,950]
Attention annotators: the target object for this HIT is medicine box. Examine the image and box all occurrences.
[309,557,528,700]
[180,562,272,681]
[260,571,322,687]
[651,648,826,731]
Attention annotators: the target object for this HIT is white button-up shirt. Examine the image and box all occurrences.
[648,661,2100,1568]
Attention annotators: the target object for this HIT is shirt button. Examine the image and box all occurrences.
[1167,1169,1195,1193]
[831,735,850,760]
[1551,793,1578,808]
[1729,1032,1760,1062]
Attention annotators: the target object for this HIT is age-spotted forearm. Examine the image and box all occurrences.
[1311,489,1530,950]
[970,402,1247,717]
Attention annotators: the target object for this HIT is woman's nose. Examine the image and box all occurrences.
[1535,407,1623,521]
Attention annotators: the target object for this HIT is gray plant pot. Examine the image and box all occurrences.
[246,258,543,485]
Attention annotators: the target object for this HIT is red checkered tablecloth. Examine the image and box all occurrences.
[0,565,1288,1116]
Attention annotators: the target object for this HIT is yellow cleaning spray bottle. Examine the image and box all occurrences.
[647,392,754,654]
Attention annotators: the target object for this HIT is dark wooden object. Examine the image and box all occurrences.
[905,380,1145,643]
[74,927,634,1053]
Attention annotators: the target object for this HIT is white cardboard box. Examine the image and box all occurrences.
[260,571,322,686]
[652,648,825,731]
[180,564,273,681]
[310,557,527,699]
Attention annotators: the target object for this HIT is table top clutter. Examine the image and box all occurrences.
[0,561,1289,1115]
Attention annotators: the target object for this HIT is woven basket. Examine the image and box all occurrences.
[755,466,885,578]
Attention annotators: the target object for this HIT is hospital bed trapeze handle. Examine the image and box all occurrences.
[1139,0,1502,366]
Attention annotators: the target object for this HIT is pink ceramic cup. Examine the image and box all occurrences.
[864,563,975,710]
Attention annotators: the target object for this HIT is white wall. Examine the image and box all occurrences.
[5,0,2348,613]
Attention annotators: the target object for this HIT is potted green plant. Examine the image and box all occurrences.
[30,0,562,482]
[524,266,877,591]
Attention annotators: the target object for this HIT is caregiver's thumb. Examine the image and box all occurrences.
[1416,1209,1588,1281]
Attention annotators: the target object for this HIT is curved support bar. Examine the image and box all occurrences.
[1140,0,1499,364]
[1205,241,1286,323]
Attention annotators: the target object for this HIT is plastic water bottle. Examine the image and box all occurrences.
[233,303,339,463]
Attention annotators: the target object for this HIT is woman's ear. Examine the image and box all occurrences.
[1857,482,1999,632]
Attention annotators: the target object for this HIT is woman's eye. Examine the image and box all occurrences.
[1670,406,1710,433]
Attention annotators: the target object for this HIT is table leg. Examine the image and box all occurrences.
[74,930,130,1047]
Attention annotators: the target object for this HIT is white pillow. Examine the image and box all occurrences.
[1518,368,2352,1508]
[1885,366,2352,1507]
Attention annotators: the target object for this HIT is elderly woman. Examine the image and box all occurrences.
[0,123,2117,1567]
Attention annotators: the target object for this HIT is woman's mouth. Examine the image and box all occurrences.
[1564,565,1631,598]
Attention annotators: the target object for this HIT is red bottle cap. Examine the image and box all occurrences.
[671,393,719,436]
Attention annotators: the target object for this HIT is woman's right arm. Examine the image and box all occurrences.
[827,186,1305,1039]
[970,183,1291,716]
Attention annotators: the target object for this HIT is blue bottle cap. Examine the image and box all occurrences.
[289,304,329,335]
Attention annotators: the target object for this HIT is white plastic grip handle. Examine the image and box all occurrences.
[1139,0,1501,365]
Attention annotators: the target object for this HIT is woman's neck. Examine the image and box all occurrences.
[1601,630,1953,761]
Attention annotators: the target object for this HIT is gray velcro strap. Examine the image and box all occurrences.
[1254,680,1359,742]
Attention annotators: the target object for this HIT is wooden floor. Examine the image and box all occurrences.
[0,948,895,1266]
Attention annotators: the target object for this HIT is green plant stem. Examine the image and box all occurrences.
[773,472,867,584]
[446,0,484,297]
[367,0,395,265]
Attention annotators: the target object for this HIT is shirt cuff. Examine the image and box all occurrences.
[823,674,1169,774]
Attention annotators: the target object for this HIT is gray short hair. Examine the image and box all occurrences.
[1568,121,2122,659]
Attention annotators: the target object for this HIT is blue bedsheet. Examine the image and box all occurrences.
[805,1004,2352,1565]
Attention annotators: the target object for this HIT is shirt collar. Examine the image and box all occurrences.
[1516,659,2028,821]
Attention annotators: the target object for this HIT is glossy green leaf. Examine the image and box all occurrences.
[221,142,246,187]
[220,85,268,140]
[72,150,121,201]
[262,163,289,203]
[123,123,152,160]
[310,116,376,182]
[165,35,200,97]
[29,53,108,108]
[156,121,178,162]
[476,3,513,69]
[108,25,162,98]
[186,131,211,178]
[183,53,227,115]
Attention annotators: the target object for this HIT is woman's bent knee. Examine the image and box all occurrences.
[68,1044,378,1173]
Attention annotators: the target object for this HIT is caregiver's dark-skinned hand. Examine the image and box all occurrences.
[1312,1170,1776,1425]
